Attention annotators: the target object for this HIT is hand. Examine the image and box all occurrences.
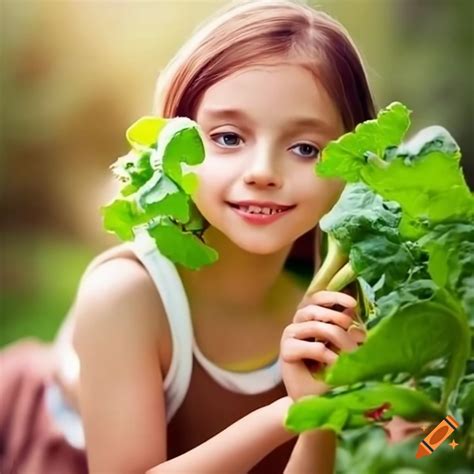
[280,290,366,402]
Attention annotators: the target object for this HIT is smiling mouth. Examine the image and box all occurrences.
[226,202,297,215]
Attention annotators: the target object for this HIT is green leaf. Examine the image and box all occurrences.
[181,171,200,195]
[319,183,426,295]
[126,116,168,152]
[101,199,136,241]
[374,280,438,322]
[285,383,443,434]
[144,192,190,223]
[319,183,402,254]
[148,219,218,270]
[361,127,474,240]
[418,221,474,324]
[317,103,474,241]
[316,102,411,182]
[350,236,423,296]
[183,200,207,232]
[162,125,206,189]
[325,295,469,403]
[136,172,189,222]
[101,189,190,242]
[356,277,377,323]
[285,397,350,433]
[103,115,218,271]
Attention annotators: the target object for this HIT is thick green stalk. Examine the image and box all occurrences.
[306,234,348,296]
[326,262,364,327]
[326,261,357,292]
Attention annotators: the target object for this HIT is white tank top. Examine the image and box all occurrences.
[46,228,282,450]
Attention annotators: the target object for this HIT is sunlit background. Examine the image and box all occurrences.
[1,1,473,471]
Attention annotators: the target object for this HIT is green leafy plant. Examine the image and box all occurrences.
[101,116,219,270]
[286,102,474,464]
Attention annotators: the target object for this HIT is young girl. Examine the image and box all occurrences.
[1,1,417,472]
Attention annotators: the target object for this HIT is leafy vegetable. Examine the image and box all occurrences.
[286,383,443,434]
[286,102,473,464]
[101,116,218,270]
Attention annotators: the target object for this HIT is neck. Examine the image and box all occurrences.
[176,226,294,321]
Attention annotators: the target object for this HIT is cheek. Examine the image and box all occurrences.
[190,161,228,209]
[302,178,345,217]
[323,179,345,208]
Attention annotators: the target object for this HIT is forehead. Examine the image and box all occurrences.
[196,64,343,133]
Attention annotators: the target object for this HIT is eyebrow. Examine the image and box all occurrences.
[201,107,332,132]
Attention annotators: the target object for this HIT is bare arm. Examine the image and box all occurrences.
[73,259,169,473]
[149,396,297,474]
[284,430,336,474]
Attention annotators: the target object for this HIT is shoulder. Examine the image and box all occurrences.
[78,256,155,300]
[71,256,166,351]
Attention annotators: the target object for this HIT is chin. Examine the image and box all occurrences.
[227,233,292,256]
[201,212,307,256]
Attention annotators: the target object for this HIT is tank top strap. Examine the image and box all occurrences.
[130,228,194,423]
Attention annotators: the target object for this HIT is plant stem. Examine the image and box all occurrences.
[366,151,390,169]
[306,234,348,295]
[326,262,357,292]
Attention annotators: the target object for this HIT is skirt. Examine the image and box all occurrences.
[0,338,88,474]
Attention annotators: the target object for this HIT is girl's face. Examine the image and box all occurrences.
[192,63,345,255]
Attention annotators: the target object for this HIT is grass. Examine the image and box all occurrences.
[1,232,96,348]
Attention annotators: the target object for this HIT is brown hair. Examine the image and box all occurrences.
[152,0,377,277]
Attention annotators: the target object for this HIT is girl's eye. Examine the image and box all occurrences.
[210,132,243,148]
[291,143,320,159]
[209,133,320,160]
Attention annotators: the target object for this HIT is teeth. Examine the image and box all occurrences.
[238,205,283,215]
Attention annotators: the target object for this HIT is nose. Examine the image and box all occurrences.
[242,146,283,188]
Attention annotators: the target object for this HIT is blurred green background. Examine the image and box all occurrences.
[1,1,472,471]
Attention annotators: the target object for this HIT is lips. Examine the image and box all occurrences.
[227,202,296,212]
[227,202,295,225]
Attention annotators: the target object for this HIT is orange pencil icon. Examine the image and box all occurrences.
[416,415,459,458]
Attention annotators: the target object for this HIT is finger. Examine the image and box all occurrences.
[293,304,353,329]
[347,326,367,345]
[281,338,338,365]
[342,305,357,318]
[302,290,357,310]
[284,321,358,352]
[281,360,329,400]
